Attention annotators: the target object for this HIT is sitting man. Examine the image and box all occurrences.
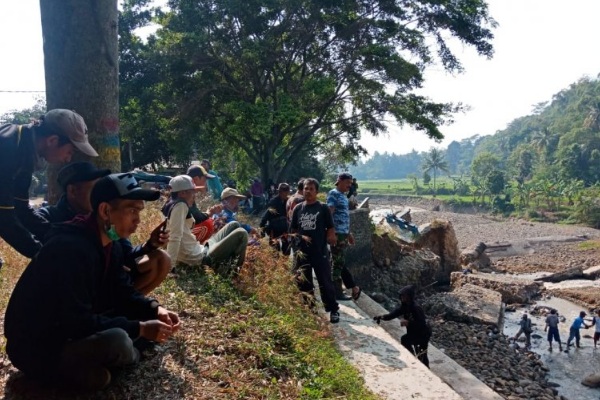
[260,182,291,253]
[215,187,259,235]
[36,161,171,295]
[186,165,222,243]
[5,173,181,390]
[163,175,248,275]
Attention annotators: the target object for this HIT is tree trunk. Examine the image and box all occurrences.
[40,0,120,204]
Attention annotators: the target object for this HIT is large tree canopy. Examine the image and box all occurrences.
[123,0,495,182]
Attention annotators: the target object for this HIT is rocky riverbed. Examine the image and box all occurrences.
[366,196,600,399]
[431,320,563,400]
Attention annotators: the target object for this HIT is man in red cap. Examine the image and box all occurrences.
[0,109,97,259]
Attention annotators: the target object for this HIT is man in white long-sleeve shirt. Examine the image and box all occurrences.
[162,175,248,275]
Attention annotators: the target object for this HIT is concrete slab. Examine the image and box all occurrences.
[424,284,504,326]
[451,271,543,304]
[352,294,503,400]
[332,301,463,400]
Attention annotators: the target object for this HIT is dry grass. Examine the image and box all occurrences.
[0,203,378,400]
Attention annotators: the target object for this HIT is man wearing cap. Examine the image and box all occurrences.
[186,165,222,243]
[163,175,248,274]
[566,311,591,351]
[36,162,171,295]
[0,109,97,259]
[5,173,180,390]
[259,183,291,253]
[200,159,223,200]
[216,187,259,235]
[327,172,361,301]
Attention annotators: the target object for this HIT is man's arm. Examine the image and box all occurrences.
[165,203,188,263]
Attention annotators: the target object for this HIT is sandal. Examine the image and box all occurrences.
[352,287,362,301]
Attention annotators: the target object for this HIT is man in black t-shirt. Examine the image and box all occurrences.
[290,178,339,323]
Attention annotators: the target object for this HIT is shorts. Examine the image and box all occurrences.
[547,326,560,342]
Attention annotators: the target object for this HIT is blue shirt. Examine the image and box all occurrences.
[214,208,253,233]
[327,188,350,234]
[570,316,586,330]
[206,170,223,200]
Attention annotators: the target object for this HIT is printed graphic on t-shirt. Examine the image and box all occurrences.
[298,211,319,231]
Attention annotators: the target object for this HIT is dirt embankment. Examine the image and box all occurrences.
[369,196,600,309]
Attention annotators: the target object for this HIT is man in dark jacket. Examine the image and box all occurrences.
[36,162,171,295]
[260,182,291,253]
[0,109,97,259]
[5,173,179,390]
[374,285,432,367]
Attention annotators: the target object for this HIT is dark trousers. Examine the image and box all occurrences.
[293,252,339,313]
[401,334,430,368]
[330,234,356,289]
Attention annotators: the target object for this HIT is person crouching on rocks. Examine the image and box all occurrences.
[514,312,533,349]
[373,285,432,368]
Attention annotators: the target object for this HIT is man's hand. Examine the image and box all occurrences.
[157,306,182,333]
[207,204,223,216]
[400,320,408,327]
[148,220,169,248]
[348,233,355,246]
[139,320,173,342]
[373,316,382,325]
[327,231,337,247]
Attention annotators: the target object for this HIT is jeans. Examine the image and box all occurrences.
[567,327,581,347]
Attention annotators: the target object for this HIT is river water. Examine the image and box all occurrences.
[504,296,600,400]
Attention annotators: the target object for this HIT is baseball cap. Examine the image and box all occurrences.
[57,162,111,190]
[91,173,160,210]
[42,109,98,157]
[169,175,204,193]
[186,165,215,179]
[277,183,290,192]
[221,187,246,200]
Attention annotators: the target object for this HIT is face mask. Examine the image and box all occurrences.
[106,224,120,241]
[104,209,120,241]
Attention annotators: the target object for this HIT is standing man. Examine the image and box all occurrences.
[566,311,591,351]
[327,172,361,301]
[0,109,97,259]
[36,162,171,295]
[544,309,562,352]
[290,178,340,323]
[286,178,305,222]
[250,178,265,214]
[260,183,291,252]
[374,285,432,367]
[200,159,223,200]
[5,173,180,390]
[591,309,600,349]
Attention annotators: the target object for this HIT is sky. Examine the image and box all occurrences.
[1,1,599,158]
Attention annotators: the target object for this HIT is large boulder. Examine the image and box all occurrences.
[413,219,461,282]
[424,284,504,326]
[582,373,600,388]
[451,272,543,304]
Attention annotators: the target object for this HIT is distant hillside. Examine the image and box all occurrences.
[352,74,600,183]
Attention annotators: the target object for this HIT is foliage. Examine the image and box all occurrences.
[0,97,47,124]
[421,147,449,197]
[120,0,496,183]
[574,185,600,228]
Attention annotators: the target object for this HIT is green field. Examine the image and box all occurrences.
[358,178,456,195]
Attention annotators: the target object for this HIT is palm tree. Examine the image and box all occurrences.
[421,148,449,197]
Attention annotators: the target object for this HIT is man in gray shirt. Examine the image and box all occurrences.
[544,309,562,352]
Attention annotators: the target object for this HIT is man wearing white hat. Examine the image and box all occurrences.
[0,109,98,259]
[162,175,248,274]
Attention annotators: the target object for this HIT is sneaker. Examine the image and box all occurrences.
[330,311,340,324]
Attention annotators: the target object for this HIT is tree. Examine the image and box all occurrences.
[124,0,496,184]
[471,152,502,204]
[421,148,449,197]
[40,0,120,202]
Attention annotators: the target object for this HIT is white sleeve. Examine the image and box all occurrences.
[166,202,188,264]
